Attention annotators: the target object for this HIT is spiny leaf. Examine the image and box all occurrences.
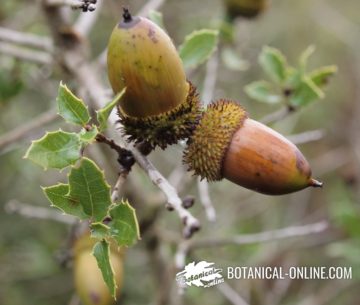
[96,88,126,132]
[93,240,117,299]
[108,200,140,247]
[245,80,282,104]
[90,222,110,240]
[24,130,81,170]
[68,158,112,222]
[289,77,324,107]
[299,45,315,73]
[259,46,287,83]
[43,183,87,219]
[57,82,90,126]
[179,29,219,70]
[79,125,98,143]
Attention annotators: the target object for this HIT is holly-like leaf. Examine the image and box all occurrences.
[148,10,165,29]
[68,158,112,222]
[221,47,249,71]
[43,183,87,219]
[93,240,117,299]
[24,130,81,170]
[289,77,324,107]
[179,29,219,70]
[245,80,282,104]
[108,200,140,247]
[91,222,110,239]
[309,65,337,88]
[259,46,287,83]
[79,125,98,143]
[96,88,126,131]
[57,82,90,126]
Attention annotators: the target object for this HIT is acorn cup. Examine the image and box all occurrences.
[73,234,124,305]
[107,8,200,149]
[183,100,323,195]
[224,0,269,20]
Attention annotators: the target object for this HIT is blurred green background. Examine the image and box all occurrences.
[1,0,359,304]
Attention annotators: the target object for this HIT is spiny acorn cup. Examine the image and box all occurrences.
[184,100,323,195]
[107,8,200,149]
[224,0,269,20]
[73,234,124,305]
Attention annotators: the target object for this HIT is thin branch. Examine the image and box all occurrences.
[259,106,294,125]
[197,178,216,222]
[217,282,250,305]
[190,221,328,249]
[131,147,200,238]
[0,109,58,152]
[0,42,52,65]
[202,51,219,106]
[287,129,325,145]
[0,27,53,52]
[46,0,84,8]
[5,200,76,224]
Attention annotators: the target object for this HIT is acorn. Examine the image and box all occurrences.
[73,234,124,305]
[183,100,323,195]
[224,0,269,20]
[107,8,200,149]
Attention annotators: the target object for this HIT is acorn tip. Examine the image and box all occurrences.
[309,178,323,188]
[122,7,132,23]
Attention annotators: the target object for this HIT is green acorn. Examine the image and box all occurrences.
[224,0,269,20]
[184,100,322,195]
[107,8,200,149]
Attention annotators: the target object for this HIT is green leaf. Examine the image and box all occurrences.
[57,82,90,126]
[93,240,117,298]
[289,77,324,107]
[79,125,98,143]
[299,45,315,73]
[108,200,140,247]
[179,29,219,70]
[96,88,126,131]
[24,130,81,170]
[43,183,87,219]
[68,158,112,221]
[245,81,282,104]
[221,47,249,71]
[148,10,165,29]
[259,46,287,83]
[91,222,110,239]
[309,65,337,88]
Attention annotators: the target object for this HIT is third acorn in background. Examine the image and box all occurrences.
[224,0,269,20]
[73,233,124,305]
[107,8,200,149]
[184,100,322,195]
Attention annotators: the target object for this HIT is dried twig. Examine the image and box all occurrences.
[287,129,325,145]
[259,106,294,125]
[191,221,328,249]
[0,42,52,64]
[217,282,250,305]
[0,27,53,52]
[5,200,76,224]
[0,109,59,152]
[197,178,216,222]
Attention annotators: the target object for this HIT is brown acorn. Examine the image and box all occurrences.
[184,100,323,195]
[107,8,200,149]
[73,234,124,305]
[224,0,269,20]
